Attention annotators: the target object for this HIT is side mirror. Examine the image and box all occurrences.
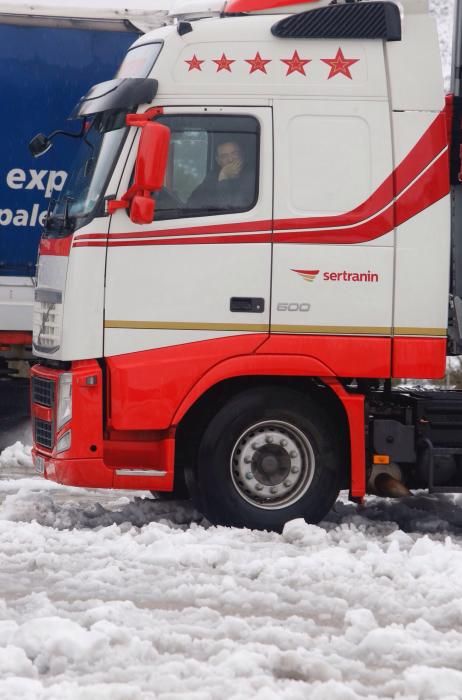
[29,120,89,158]
[29,133,53,158]
[107,118,170,225]
[134,121,170,192]
[131,194,155,225]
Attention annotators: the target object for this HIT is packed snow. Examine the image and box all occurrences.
[1,1,460,698]
[3,444,462,698]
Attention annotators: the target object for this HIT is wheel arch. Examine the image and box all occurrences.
[174,373,353,491]
[173,353,335,427]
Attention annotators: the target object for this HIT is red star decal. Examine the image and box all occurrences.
[213,53,235,72]
[281,50,311,76]
[185,54,204,72]
[245,52,271,74]
[321,48,359,80]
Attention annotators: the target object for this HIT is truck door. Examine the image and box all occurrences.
[104,107,272,359]
[271,95,394,376]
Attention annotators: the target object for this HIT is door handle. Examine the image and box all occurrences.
[230,297,265,313]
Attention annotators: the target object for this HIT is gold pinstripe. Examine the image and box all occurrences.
[393,327,446,337]
[271,324,391,335]
[105,320,268,332]
[105,321,447,336]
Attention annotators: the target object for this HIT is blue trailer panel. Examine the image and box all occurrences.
[0,21,138,277]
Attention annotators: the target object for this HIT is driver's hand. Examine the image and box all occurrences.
[218,158,243,181]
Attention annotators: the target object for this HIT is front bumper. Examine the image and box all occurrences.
[31,360,174,491]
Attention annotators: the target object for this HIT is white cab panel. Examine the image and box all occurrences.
[61,244,108,359]
[271,244,394,333]
[393,196,450,333]
[272,95,394,334]
[386,13,445,112]
[104,242,271,356]
[171,36,385,99]
[391,107,449,335]
[106,328,249,356]
[391,110,440,167]
[273,98,393,225]
[140,17,388,101]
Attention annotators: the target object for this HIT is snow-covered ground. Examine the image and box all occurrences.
[3,444,462,699]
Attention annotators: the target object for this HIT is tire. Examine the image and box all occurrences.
[193,387,342,532]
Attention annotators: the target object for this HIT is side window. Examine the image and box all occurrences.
[152,114,259,220]
[167,130,208,203]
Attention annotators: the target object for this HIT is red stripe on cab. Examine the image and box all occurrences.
[72,109,449,250]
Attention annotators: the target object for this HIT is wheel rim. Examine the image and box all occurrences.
[230,420,315,510]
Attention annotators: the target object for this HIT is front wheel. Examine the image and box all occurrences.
[193,387,342,531]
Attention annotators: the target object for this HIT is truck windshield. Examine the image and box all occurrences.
[47,109,127,233]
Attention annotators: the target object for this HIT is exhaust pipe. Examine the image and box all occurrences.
[367,462,411,498]
[373,472,411,498]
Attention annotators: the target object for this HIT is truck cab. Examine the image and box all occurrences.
[30,0,457,531]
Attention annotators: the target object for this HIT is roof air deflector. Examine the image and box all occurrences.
[271,1,401,41]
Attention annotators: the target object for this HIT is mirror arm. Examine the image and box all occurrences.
[48,119,88,141]
[106,184,148,215]
[126,107,163,127]
[107,198,129,214]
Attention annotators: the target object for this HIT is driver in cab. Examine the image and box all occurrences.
[188,140,255,211]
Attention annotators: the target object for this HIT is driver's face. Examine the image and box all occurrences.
[216,142,242,167]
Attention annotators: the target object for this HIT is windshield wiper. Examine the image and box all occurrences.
[63,196,74,230]
[42,196,76,236]
[43,197,56,232]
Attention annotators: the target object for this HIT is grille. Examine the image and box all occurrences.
[35,418,53,449]
[32,376,55,407]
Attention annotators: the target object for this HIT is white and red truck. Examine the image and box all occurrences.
[28,0,462,531]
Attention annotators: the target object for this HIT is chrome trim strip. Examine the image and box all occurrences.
[115,469,166,477]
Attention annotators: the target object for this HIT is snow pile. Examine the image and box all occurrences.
[0,442,32,470]
[0,487,203,530]
[0,470,461,698]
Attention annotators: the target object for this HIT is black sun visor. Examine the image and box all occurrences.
[69,78,158,119]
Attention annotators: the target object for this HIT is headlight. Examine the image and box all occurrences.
[33,298,63,353]
[57,373,72,430]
